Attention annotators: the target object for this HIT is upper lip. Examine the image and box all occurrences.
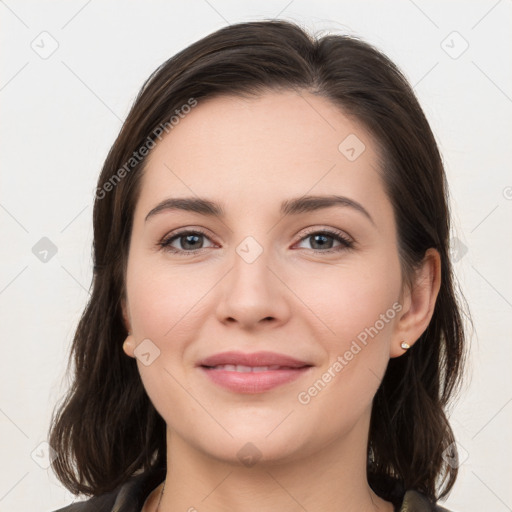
[197,351,312,368]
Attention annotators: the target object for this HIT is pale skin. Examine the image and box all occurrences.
[121,90,441,512]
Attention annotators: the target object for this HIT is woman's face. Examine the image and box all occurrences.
[123,90,407,464]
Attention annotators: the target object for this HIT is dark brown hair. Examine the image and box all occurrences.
[48,19,467,502]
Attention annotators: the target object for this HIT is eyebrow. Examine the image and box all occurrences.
[145,194,375,225]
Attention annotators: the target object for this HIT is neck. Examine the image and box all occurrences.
[156,414,393,512]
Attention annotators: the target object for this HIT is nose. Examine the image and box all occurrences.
[215,244,291,330]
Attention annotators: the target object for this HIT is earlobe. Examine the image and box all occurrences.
[390,248,441,358]
[123,334,136,358]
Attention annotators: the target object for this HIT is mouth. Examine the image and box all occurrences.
[203,364,305,372]
[197,351,313,393]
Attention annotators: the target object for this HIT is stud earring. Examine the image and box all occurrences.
[400,341,410,350]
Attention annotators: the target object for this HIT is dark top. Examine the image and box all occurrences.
[51,467,453,512]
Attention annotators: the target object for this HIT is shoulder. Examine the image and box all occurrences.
[50,490,116,512]
[370,474,457,512]
[399,490,455,512]
[49,467,166,512]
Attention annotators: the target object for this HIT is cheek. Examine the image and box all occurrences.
[289,253,401,417]
[126,256,212,338]
[292,263,401,436]
[125,258,210,420]
[291,253,402,348]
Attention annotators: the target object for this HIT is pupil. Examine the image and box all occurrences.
[312,234,332,250]
[183,234,201,250]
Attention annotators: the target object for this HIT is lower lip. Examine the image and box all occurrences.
[199,366,312,393]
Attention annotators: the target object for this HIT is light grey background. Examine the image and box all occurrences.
[1,1,511,511]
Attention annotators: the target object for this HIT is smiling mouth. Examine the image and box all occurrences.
[199,364,313,393]
[202,364,310,372]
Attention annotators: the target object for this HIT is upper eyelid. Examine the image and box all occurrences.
[163,227,216,242]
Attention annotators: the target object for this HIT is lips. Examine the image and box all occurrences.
[208,364,285,372]
[197,350,311,369]
[197,351,313,393]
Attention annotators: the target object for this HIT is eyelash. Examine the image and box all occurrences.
[158,227,354,256]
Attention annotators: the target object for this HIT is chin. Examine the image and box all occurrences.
[188,423,311,467]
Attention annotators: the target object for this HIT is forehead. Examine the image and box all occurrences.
[136,90,390,222]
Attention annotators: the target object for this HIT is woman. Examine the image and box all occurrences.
[49,20,466,512]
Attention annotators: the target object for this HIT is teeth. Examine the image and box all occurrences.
[209,364,284,372]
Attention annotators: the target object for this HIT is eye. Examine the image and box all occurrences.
[159,229,216,254]
[295,228,354,253]
[158,227,354,256]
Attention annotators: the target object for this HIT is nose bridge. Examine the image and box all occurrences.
[230,235,274,304]
[215,234,289,327]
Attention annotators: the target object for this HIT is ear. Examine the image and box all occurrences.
[122,334,136,358]
[121,296,131,333]
[120,297,136,358]
[390,248,441,358]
